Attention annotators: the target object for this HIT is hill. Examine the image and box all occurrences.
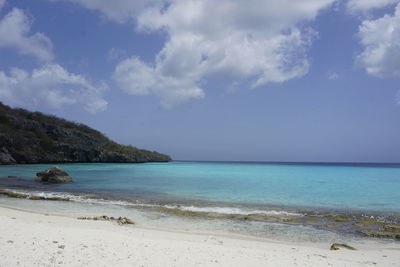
[0,102,171,164]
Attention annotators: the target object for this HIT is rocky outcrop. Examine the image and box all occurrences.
[0,147,15,165]
[0,102,171,164]
[34,166,72,183]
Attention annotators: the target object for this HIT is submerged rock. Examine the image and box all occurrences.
[326,216,352,223]
[353,220,385,227]
[34,166,72,183]
[330,243,357,250]
[357,229,400,239]
[0,189,28,198]
[383,225,400,233]
[0,189,69,201]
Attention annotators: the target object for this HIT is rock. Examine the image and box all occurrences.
[0,189,70,201]
[0,189,28,198]
[117,217,135,225]
[353,220,385,227]
[34,166,72,183]
[330,243,357,250]
[326,216,351,223]
[383,225,400,233]
[0,133,13,147]
[0,147,16,165]
[28,195,70,201]
[7,175,17,178]
[357,230,400,239]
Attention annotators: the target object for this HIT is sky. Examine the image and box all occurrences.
[0,0,400,163]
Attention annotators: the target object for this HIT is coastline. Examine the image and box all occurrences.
[0,186,400,242]
[1,205,399,267]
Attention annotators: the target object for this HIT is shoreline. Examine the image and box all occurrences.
[1,187,400,242]
[1,205,399,266]
[1,186,400,242]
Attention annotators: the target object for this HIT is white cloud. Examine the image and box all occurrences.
[356,3,400,78]
[108,47,127,61]
[111,0,334,108]
[0,8,53,62]
[113,57,205,109]
[347,0,399,13]
[327,72,339,80]
[0,64,107,113]
[50,0,162,23]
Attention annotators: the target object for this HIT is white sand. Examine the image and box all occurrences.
[0,206,399,267]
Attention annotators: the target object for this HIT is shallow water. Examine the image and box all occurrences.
[0,161,400,242]
[0,196,362,244]
[0,161,399,212]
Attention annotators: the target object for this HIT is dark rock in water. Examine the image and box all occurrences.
[330,243,357,250]
[35,166,72,183]
[383,225,400,233]
[0,189,70,201]
[7,175,17,178]
[0,189,28,198]
[357,229,400,239]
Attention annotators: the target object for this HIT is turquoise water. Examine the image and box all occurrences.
[0,161,399,213]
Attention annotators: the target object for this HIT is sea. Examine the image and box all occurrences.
[1,161,399,243]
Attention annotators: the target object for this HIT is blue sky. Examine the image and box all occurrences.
[1,0,400,162]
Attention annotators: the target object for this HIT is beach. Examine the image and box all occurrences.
[1,162,400,266]
[1,206,399,267]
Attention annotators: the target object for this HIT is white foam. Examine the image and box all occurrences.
[2,189,303,217]
[164,205,303,217]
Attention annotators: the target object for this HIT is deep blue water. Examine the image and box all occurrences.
[0,161,400,213]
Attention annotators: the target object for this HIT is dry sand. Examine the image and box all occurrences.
[0,206,399,267]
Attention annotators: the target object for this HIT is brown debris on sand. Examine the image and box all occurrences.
[77,215,135,225]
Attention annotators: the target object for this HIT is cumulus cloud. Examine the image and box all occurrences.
[0,64,107,113]
[110,0,335,108]
[113,56,205,109]
[50,0,162,23]
[347,0,399,13]
[356,3,400,78]
[0,8,53,62]
[49,0,335,108]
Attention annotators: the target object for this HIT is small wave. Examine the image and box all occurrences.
[1,188,304,217]
[163,205,303,217]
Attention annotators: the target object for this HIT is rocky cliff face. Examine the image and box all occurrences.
[0,102,171,164]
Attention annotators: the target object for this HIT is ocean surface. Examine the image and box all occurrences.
[1,161,400,242]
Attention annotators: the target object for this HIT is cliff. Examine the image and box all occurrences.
[0,102,171,164]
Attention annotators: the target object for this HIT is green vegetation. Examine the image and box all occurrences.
[0,102,171,164]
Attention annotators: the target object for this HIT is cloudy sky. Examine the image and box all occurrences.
[1,0,400,162]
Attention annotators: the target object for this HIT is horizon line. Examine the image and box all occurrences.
[172,160,400,166]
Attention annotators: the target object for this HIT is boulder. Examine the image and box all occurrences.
[34,166,72,183]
